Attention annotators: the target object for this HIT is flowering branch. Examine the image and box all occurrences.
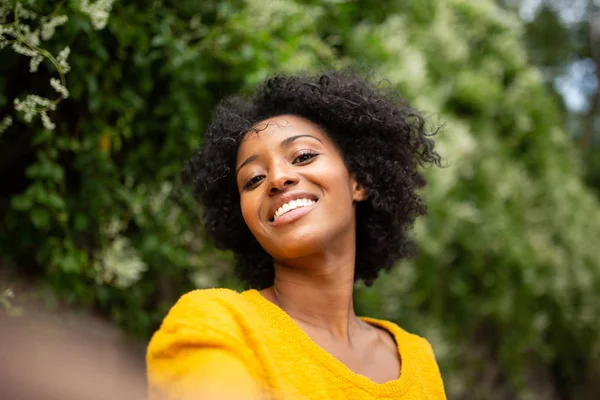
[0,1,114,133]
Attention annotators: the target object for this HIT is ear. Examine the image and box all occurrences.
[350,174,368,202]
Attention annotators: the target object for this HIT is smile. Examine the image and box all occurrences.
[273,198,316,221]
[270,199,318,226]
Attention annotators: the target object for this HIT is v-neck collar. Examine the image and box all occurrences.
[242,289,417,397]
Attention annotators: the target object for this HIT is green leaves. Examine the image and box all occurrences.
[25,159,65,183]
[1,0,599,397]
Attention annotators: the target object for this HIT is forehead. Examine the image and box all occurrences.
[237,115,331,156]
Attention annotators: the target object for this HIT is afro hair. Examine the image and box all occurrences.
[185,70,441,289]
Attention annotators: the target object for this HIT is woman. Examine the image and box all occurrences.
[146,71,446,400]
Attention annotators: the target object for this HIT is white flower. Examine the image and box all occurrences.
[104,217,125,237]
[1,24,15,49]
[40,111,56,130]
[18,23,40,46]
[56,46,71,74]
[0,24,15,35]
[50,77,69,98]
[190,271,216,289]
[94,236,148,288]
[12,42,37,57]
[79,0,116,30]
[15,2,38,20]
[0,115,12,135]
[40,15,68,41]
[14,94,55,123]
[29,55,43,72]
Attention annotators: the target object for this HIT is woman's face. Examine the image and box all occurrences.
[235,114,366,261]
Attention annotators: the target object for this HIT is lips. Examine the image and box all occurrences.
[268,191,319,222]
[270,201,318,227]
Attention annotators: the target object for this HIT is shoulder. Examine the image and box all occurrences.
[361,317,446,397]
[168,288,250,314]
[411,336,446,398]
[158,288,258,338]
[367,318,439,365]
[147,289,268,399]
[361,317,429,349]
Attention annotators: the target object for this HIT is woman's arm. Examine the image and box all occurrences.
[146,291,265,400]
[147,344,263,400]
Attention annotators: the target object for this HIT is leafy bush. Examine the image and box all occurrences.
[1,0,599,398]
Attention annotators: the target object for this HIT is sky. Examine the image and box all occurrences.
[519,0,597,113]
[519,0,590,25]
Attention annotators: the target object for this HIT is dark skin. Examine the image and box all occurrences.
[236,114,401,385]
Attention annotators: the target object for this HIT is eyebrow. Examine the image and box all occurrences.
[236,134,323,176]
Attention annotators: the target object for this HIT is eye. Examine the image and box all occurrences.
[292,151,319,165]
[243,175,265,190]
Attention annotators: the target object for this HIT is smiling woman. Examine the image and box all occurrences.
[236,116,368,260]
[146,71,446,400]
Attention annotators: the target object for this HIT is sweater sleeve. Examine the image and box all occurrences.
[418,338,447,400]
[146,290,265,400]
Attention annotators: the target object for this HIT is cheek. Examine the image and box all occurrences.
[240,193,265,237]
[314,162,353,199]
[240,196,256,227]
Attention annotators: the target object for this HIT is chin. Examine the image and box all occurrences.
[259,228,327,260]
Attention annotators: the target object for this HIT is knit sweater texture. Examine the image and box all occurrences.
[146,288,446,400]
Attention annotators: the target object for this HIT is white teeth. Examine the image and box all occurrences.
[273,198,316,222]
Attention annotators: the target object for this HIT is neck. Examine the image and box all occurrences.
[264,245,363,341]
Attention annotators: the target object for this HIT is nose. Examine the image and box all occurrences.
[268,162,298,195]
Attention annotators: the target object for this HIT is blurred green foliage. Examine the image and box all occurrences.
[499,0,600,196]
[1,0,599,399]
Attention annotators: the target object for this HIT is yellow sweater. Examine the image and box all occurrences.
[147,288,446,400]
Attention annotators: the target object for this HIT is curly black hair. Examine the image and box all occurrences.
[185,70,441,289]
